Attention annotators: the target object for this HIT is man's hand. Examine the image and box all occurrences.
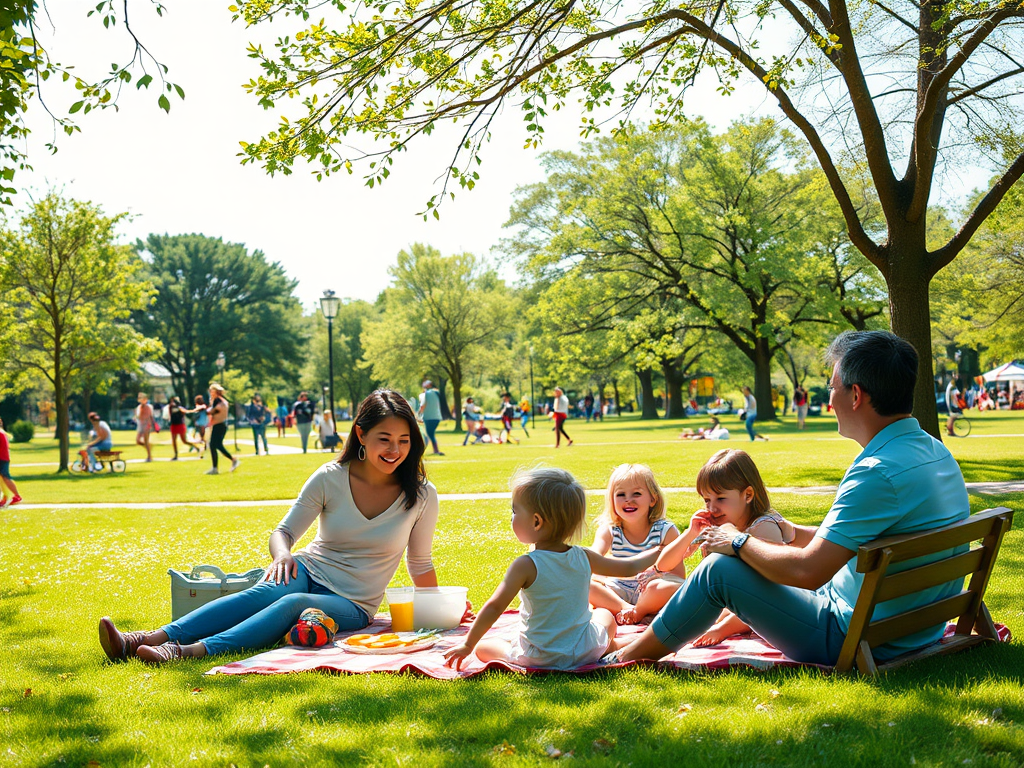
[700,523,741,556]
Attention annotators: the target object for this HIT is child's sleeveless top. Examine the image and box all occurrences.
[745,509,795,544]
[516,546,606,669]
[608,518,678,591]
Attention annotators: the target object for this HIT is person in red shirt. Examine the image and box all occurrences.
[0,417,23,507]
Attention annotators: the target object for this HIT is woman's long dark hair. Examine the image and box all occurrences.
[338,389,426,510]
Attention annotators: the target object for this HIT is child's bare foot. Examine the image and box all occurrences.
[692,628,729,647]
[615,608,638,625]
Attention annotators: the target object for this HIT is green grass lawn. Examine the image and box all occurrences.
[10,410,1024,504]
[1,491,1021,767]
[2,415,1022,766]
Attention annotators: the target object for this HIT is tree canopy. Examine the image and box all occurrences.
[362,244,509,430]
[506,119,867,417]
[0,192,161,471]
[0,1,184,203]
[235,0,1024,436]
[132,234,305,403]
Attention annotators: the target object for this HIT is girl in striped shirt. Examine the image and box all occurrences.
[589,464,686,624]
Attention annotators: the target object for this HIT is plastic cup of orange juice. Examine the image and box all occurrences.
[385,587,415,632]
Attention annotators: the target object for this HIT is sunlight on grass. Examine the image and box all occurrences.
[1,487,1021,766]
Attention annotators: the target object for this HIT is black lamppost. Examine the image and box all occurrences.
[320,290,341,422]
[528,344,536,430]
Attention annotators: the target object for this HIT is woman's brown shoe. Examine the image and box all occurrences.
[98,617,151,662]
[136,642,184,665]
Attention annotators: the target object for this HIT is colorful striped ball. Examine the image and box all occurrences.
[287,607,339,647]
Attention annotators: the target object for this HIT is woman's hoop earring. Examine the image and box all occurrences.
[358,444,366,461]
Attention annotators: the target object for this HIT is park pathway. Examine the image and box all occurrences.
[11,479,1024,510]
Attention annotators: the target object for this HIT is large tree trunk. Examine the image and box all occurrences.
[637,368,659,419]
[55,382,69,473]
[752,338,776,421]
[612,379,621,416]
[82,386,92,418]
[450,375,463,432]
[886,259,940,439]
[662,360,687,419]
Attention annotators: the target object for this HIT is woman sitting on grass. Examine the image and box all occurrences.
[98,390,449,665]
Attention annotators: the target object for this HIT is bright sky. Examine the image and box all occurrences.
[19,2,993,311]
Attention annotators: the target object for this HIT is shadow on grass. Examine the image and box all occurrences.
[960,458,1024,483]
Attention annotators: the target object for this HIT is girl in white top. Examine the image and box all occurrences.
[444,467,660,671]
[97,390,448,666]
[588,464,686,625]
[636,449,796,647]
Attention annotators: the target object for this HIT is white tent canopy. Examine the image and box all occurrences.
[982,361,1024,382]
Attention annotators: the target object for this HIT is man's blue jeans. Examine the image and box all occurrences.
[424,418,440,452]
[161,561,369,656]
[250,424,269,454]
[87,439,113,470]
[651,554,846,666]
[745,412,758,441]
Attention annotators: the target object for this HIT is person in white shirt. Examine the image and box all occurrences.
[551,386,572,448]
[97,390,458,665]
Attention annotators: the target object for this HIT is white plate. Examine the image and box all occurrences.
[341,633,438,655]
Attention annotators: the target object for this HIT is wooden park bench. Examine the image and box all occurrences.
[835,506,1013,676]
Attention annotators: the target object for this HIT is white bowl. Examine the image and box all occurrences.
[413,586,468,630]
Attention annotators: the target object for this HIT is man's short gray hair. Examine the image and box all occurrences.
[824,331,919,416]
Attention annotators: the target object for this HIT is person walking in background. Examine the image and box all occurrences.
[462,396,481,446]
[168,396,204,460]
[135,392,155,462]
[292,392,316,454]
[190,395,209,454]
[206,383,239,475]
[246,393,271,455]
[275,397,289,438]
[583,392,595,422]
[552,386,572,448]
[84,412,113,473]
[516,397,532,438]
[417,380,444,456]
[0,418,23,507]
[741,386,768,442]
[793,384,809,430]
[498,392,520,445]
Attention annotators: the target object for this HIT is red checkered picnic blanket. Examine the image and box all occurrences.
[205,611,1012,678]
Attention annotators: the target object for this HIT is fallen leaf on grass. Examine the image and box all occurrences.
[755,703,770,713]
[592,739,614,754]
[23,689,31,698]
[677,703,693,715]
[544,744,573,759]
[492,741,516,756]
[769,689,781,698]
[190,688,203,695]
[86,761,101,767]
[58,673,75,682]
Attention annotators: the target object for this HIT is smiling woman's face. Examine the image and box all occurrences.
[357,415,411,474]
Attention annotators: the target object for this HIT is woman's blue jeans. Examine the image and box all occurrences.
[424,418,440,452]
[745,412,758,441]
[161,561,369,656]
[651,554,846,666]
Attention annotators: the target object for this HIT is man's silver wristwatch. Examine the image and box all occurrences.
[731,532,751,557]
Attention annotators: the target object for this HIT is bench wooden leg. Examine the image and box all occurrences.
[855,640,878,676]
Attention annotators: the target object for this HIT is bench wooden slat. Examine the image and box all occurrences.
[874,633,991,674]
[875,547,985,603]
[862,591,974,647]
[857,507,1011,571]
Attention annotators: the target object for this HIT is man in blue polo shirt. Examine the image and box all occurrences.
[612,330,970,665]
